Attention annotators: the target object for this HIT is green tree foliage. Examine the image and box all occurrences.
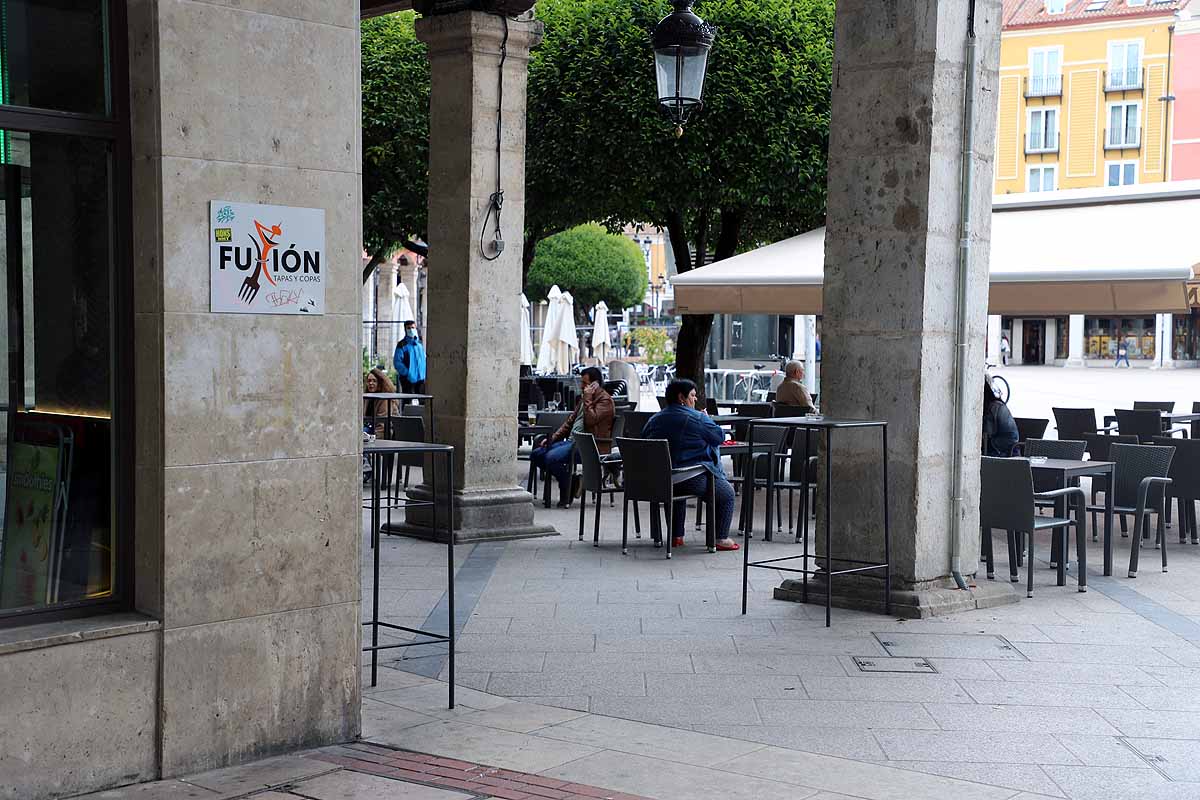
[527,224,648,313]
[361,12,429,281]
[527,0,834,394]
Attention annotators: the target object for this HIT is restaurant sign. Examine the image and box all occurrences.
[210,200,326,314]
[1188,281,1200,309]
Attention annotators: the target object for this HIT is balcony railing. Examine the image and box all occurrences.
[1025,132,1060,154]
[1105,67,1143,92]
[1025,74,1063,98]
[1105,126,1141,150]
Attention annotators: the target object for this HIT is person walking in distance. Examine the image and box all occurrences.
[1000,335,1010,366]
[1115,336,1131,368]
[393,321,428,394]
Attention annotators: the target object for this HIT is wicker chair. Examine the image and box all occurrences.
[574,433,638,545]
[614,437,713,558]
[1052,407,1099,441]
[1154,437,1200,545]
[1085,443,1174,578]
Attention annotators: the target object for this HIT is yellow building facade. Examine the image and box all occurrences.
[995,9,1180,194]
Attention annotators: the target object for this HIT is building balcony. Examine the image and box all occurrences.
[1105,127,1141,151]
[1025,132,1060,155]
[1105,67,1143,92]
[1024,74,1063,98]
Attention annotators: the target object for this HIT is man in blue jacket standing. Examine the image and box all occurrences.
[642,379,738,551]
[393,321,427,394]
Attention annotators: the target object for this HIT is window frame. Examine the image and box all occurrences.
[1027,106,1059,151]
[1106,159,1139,186]
[1028,164,1057,192]
[1027,45,1063,96]
[1107,39,1143,90]
[1106,99,1142,148]
[1046,0,1067,14]
[0,0,133,628]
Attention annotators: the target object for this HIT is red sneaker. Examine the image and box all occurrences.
[715,541,741,551]
[672,537,685,548]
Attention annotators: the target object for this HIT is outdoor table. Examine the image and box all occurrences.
[741,416,891,627]
[1166,412,1200,424]
[362,439,456,704]
[710,414,757,426]
[1030,458,1114,578]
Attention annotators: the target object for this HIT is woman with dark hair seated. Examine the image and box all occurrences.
[982,379,1018,457]
[642,379,739,551]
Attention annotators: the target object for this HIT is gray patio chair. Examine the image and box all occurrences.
[730,424,790,536]
[1082,433,1138,539]
[1084,443,1173,578]
[1153,437,1200,545]
[1193,402,1200,440]
[525,411,571,499]
[980,456,1085,597]
[1134,401,1188,437]
[618,410,655,439]
[575,433,639,545]
[615,437,713,559]
[1116,409,1168,445]
[1052,407,1099,440]
[1013,418,1049,454]
[389,415,425,489]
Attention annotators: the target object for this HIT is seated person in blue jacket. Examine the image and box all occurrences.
[642,379,739,551]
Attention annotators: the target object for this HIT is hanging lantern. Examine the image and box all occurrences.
[652,0,716,137]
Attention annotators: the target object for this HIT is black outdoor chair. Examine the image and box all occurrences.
[772,403,812,418]
[1013,418,1049,453]
[614,437,714,558]
[775,425,820,541]
[1154,437,1200,545]
[1024,437,1086,504]
[1134,401,1188,437]
[656,396,669,410]
[1052,407,1099,441]
[1193,401,1200,440]
[979,456,1085,597]
[1082,433,1138,538]
[525,411,571,500]
[619,410,656,440]
[705,397,720,416]
[574,433,638,545]
[730,425,790,536]
[603,379,628,399]
[1084,443,1174,578]
[388,415,426,489]
[1116,409,1167,444]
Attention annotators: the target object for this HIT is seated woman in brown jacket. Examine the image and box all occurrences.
[531,366,614,506]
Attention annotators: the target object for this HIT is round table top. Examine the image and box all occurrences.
[364,439,452,455]
[363,392,433,401]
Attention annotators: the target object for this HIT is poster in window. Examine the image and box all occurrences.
[0,443,62,609]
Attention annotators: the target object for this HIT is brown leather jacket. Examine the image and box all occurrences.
[552,383,615,454]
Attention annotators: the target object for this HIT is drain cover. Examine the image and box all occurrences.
[873,632,1028,661]
[853,656,938,674]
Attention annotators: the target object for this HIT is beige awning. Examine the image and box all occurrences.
[673,184,1200,316]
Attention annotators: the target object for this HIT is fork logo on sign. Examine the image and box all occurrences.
[209,200,326,315]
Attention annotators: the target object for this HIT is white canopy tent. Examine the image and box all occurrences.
[535,285,563,374]
[591,301,612,363]
[673,184,1200,316]
[519,293,535,366]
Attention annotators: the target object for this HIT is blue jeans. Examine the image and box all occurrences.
[531,440,575,494]
[672,472,736,540]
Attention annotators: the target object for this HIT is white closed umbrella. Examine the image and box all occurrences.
[519,293,535,366]
[536,285,563,374]
[556,291,579,374]
[591,301,612,364]
[392,281,416,324]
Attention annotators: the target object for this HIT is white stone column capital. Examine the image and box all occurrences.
[416,10,544,59]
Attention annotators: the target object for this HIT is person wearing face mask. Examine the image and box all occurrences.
[393,321,428,394]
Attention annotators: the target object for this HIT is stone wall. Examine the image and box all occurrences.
[128,0,362,776]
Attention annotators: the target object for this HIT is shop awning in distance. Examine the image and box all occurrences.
[672,182,1200,316]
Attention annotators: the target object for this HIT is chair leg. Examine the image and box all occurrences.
[1180,498,1188,544]
[981,526,994,579]
[622,499,629,555]
[1006,531,1019,583]
[633,501,642,537]
[1075,514,1087,592]
[650,503,661,546]
[664,501,673,560]
[1128,509,1145,578]
[695,497,703,530]
[593,492,602,546]
[1056,528,1066,586]
[578,488,587,542]
[1159,507,1167,571]
[1120,513,1128,536]
[1026,532,1035,598]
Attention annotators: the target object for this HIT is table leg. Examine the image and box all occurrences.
[802,429,811,605]
[446,449,455,710]
[824,427,833,628]
[371,453,380,688]
[765,456,774,542]
[1104,475,1114,576]
[882,425,891,615]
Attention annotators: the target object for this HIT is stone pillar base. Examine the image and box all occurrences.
[385,485,557,543]
[774,574,1019,619]
[1064,359,1085,368]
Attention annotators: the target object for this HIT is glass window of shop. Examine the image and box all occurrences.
[0,1,128,623]
[728,314,779,361]
[1085,316,1155,360]
[1173,310,1200,361]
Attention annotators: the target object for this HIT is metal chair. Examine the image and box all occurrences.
[1154,437,1200,545]
[730,425,790,537]
[1052,407,1098,440]
[574,433,639,545]
[526,411,571,498]
[979,456,1086,597]
[1134,401,1188,437]
[1193,402,1200,440]
[1116,409,1167,444]
[603,379,628,400]
[656,396,668,410]
[619,410,656,439]
[1013,418,1049,453]
[1024,437,1086,508]
[389,415,426,488]
[1082,433,1138,538]
[1085,443,1174,578]
[772,403,811,418]
[614,437,713,558]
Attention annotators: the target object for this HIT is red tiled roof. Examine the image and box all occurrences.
[1003,0,1189,29]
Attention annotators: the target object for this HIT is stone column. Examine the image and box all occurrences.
[376,258,399,364]
[1155,313,1174,368]
[127,0,361,775]
[778,0,1005,616]
[1067,314,1085,366]
[1044,318,1056,365]
[401,11,552,541]
[1010,319,1024,365]
[986,315,1001,362]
